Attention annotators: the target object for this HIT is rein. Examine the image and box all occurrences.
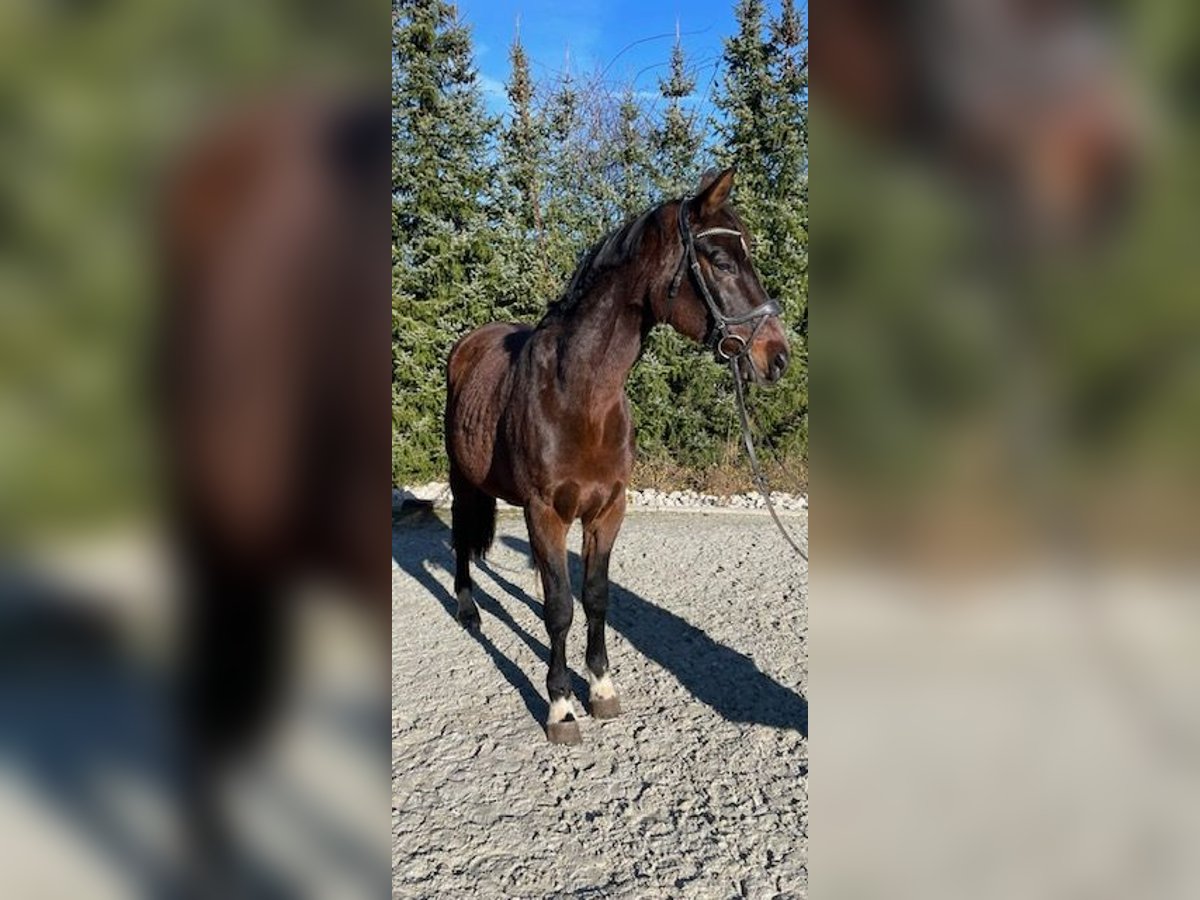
[666,196,809,562]
[729,355,809,561]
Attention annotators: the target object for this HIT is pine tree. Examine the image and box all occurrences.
[766,0,808,291]
[629,31,732,475]
[392,0,496,482]
[653,30,704,197]
[488,32,555,321]
[541,58,593,292]
[715,0,773,202]
[713,0,809,465]
[715,0,807,301]
[502,33,544,238]
[615,86,653,218]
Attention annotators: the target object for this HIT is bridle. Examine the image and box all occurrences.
[663,196,808,562]
[665,197,781,364]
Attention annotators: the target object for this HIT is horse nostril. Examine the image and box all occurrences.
[771,351,789,380]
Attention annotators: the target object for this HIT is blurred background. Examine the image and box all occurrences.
[812,0,1200,897]
[0,0,387,896]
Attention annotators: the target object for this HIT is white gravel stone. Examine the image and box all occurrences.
[398,482,808,520]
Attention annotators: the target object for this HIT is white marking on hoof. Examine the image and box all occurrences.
[587,671,616,700]
[548,696,575,725]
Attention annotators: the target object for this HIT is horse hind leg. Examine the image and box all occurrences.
[449,471,496,630]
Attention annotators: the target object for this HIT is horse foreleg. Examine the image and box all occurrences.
[582,493,625,720]
[526,500,579,744]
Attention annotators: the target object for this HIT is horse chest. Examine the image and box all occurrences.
[549,402,630,472]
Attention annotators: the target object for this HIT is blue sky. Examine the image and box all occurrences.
[456,0,752,123]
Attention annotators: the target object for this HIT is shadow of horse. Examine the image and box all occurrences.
[391,508,589,726]
[391,510,806,737]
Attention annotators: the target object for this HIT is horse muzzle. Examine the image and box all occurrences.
[729,315,789,386]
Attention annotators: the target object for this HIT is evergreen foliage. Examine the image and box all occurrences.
[714,0,809,461]
[616,86,654,218]
[392,0,497,480]
[654,32,704,197]
[392,1,809,485]
[630,29,730,471]
[490,34,554,320]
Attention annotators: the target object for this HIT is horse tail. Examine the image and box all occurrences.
[450,473,497,561]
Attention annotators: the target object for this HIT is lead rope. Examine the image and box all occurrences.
[728,357,809,562]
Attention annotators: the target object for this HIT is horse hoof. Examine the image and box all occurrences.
[457,608,481,630]
[590,696,622,720]
[546,718,582,745]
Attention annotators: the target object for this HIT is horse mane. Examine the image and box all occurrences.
[539,206,659,324]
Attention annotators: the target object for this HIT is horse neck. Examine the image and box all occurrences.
[548,216,668,400]
[553,279,649,400]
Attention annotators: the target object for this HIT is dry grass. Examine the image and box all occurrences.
[631,452,807,496]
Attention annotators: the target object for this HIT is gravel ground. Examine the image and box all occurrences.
[392,507,808,899]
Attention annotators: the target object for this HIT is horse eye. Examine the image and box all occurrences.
[713,257,738,275]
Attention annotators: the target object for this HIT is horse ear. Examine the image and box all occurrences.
[697,166,735,217]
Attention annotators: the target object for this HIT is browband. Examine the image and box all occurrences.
[695,227,749,258]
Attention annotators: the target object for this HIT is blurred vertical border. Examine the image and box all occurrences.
[812,0,1200,897]
[0,1,389,896]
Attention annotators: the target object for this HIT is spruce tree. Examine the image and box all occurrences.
[541,60,593,292]
[714,0,809,469]
[715,0,808,302]
[758,0,808,465]
[392,0,495,482]
[654,31,704,197]
[489,32,555,321]
[765,0,808,302]
[502,34,544,239]
[389,3,808,486]
[715,0,773,202]
[630,33,733,475]
[615,86,653,219]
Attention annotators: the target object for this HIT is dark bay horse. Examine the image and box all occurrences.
[445,168,791,744]
[816,0,1139,242]
[160,92,389,871]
